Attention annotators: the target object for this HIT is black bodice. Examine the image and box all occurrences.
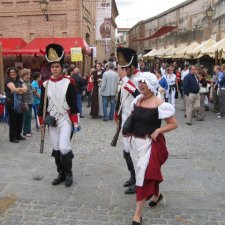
[132,105,161,138]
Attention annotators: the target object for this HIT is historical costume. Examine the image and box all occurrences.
[125,73,177,225]
[90,70,100,118]
[130,94,175,201]
[90,65,104,118]
[115,47,141,194]
[166,70,177,107]
[97,68,104,117]
[38,44,79,187]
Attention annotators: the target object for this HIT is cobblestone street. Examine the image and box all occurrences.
[0,100,225,225]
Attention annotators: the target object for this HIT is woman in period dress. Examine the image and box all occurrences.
[90,63,104,118]
[155,69,168,102]
[125,72,177,225]
[165,66,178,107]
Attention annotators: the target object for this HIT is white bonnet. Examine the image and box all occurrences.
[135,72,158,94]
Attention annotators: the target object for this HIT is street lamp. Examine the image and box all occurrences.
[206,4,213,18]
[39,0,49,21]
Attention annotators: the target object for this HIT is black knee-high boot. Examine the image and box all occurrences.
[52,150,65,185]
[123,150,136,194]
[61,151,74,187]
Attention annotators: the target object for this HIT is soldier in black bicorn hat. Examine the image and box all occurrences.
[38,43,79,187]
[114,47,142,194]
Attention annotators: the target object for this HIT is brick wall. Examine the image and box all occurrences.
[0,0,118,67]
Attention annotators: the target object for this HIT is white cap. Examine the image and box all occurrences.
[135,72,158,94]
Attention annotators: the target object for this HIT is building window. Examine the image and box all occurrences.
[62,32,67,37]
[30,33,34,41]
[86,33,90,45]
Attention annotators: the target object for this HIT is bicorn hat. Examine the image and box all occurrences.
[116,47,137,68]
[45,44,64,66]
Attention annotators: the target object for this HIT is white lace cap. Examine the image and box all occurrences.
[135,72,158,94]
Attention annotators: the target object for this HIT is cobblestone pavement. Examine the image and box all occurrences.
[0,99,225,225]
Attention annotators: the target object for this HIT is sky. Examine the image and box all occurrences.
[115,0,187,28]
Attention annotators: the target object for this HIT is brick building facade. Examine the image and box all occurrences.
[0,0,118,66]
[126,0,225,55]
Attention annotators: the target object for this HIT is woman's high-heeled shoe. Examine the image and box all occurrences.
[131,217,142,225]
[148,193,163,207]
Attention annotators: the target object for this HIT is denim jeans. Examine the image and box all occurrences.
[23,104,32,135]
[32,104,40,129]
[76,94,83,116]
[102,96,115,120]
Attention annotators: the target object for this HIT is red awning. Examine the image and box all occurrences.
[0,38,27,53]
[133,26,177,42]
[3,38,91,55]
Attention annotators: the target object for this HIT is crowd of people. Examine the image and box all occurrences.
[1,44,225,225]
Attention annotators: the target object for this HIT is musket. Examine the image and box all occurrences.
[111,117,121,147]
[111,88,122,147]
[40,81,49,154]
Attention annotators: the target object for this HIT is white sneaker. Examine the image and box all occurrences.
[217,113,220,115]
[217,115,224,119]
[25,133,32,137]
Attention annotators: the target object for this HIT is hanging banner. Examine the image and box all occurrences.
[71,47,83,62]
[96,0,112,41]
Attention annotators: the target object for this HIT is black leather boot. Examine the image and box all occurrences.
[61,151,74,187]
[52,150,65,185]
[123,151,136,193]
[124,184,136,194]
[124,169,136,187]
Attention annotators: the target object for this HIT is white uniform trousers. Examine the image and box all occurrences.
[122,136,132,153]
[49,116,72,155]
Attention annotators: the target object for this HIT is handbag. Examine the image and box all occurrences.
[122,114,133,136]
[199,86,208,94]
[13,93,28,113]
[43,115,57,127]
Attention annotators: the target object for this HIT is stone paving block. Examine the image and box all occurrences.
[0,183,8,192]
[71,187,112,204]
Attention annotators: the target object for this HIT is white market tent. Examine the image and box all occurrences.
[172,42,200,58]
[143,48,158,58]
[203,37,225,59]
[186,39,216,58]
[171,44,188,58]
[206,37,225,52]
[161,46,176,58]
[185,42,201,57]
[155,47,166,57]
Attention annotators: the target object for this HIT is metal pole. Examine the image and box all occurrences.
[82,49,85,77]
[91,48,93,68]
[215,50,218,65]
[0,42,4,94]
